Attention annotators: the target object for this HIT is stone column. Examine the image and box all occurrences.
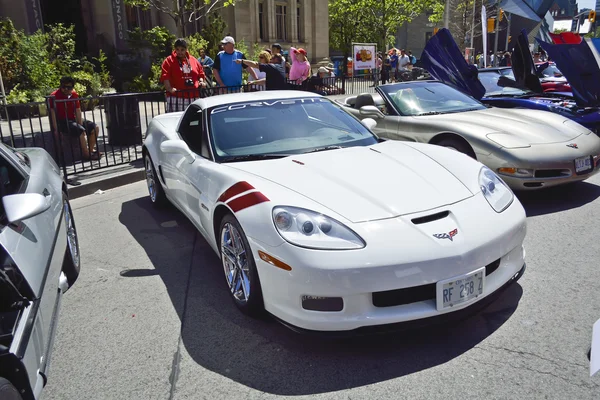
[289,0,298,43]
[266,0,277,42]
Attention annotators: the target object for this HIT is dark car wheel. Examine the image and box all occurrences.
[0,378,23,400]
[436,138,476,159]
[145,154,168,207]
[62,195,80,286]
[219,214,264,317]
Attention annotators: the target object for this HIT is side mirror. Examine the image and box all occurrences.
[3,193,51,224]
[361,118,378,130]
[498,75,524,89]
[360,105,385,119]
[160,140,195,163]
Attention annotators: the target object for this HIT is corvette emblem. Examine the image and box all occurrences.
[567,143,578,149]
[433,228,458,241]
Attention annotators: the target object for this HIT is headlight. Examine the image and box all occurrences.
[479,166,514,212]
[272,206,365,250]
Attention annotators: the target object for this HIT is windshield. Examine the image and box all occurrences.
[540,64,563,78]
[378,82,486,116]
[208,97,378,162]
[478,72,529,96]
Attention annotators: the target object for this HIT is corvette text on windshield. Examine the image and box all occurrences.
[211,98,329,114]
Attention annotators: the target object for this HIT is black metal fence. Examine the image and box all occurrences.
[0,73,383,179]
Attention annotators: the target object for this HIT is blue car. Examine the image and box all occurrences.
[420,29,600,134]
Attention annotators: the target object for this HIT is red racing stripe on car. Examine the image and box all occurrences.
[218,181,255,203]
[227,192,270,213]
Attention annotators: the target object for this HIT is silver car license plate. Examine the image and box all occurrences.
[436,267,485,311]
[575,156,592,173]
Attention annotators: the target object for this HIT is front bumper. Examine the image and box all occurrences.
[248,193,526,332]
[488,145,600,191]
[275,263,526,337]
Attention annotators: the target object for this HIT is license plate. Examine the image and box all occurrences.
[575,156,592,173]
[436,268,485,311]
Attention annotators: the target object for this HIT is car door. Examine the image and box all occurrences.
[0,146,65,395]
[160,105,203,216]
[176,107,212,237]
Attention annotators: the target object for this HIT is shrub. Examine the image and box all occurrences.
[72,70,103,98]
[186,33,209,59]
[127,26,176,63]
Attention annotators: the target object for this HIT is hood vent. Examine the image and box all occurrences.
[411,210,449,225]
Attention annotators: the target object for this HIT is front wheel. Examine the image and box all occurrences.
[62,195,80,287]
[436,138,476,159]
[145,154,168,207]
[219,214,264,317]
[0,378,23,400]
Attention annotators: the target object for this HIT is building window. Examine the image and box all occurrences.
[276,4,287,41]
[126,5,152,31]
[259,2,265,41]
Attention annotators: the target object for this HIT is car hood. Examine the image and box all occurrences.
[425,107,584,145]
[536,37,600,108]
[420,28,486,100]
[510,29,544,94]
[228,142,474,223]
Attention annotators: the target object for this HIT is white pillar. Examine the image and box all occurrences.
[290,0,298,43]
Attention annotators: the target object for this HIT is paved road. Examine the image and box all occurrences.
[44,177,600,399]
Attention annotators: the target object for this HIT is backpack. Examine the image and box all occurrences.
[410,55,416,65]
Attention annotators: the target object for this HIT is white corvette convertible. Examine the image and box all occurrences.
[142,91,527,333]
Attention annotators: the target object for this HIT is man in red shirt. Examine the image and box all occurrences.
[161,38,207,112]
[49,76,102,160]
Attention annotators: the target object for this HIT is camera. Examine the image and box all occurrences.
[184,78,194,87]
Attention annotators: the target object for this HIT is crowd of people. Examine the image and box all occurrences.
[160,36,341,112]
[377,48,418,84]
[470,47,549,68]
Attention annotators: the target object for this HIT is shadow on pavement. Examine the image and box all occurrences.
[516,181,600,217]
[119,197,523,396]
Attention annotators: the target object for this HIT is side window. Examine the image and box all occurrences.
[178,106,211,159]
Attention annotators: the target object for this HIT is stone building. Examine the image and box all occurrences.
[0,0,329,62]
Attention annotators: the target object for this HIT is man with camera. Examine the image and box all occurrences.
[161,38,207,112]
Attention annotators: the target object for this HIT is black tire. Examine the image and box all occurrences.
[62,195,80,287]
[219,214,264,317]
[436,138,476,159]
[144,154,168,207]
[0,378,23,400]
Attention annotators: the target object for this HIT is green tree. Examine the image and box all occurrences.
[361,0,443,50]
[329,0,443,74]
[123,0,242,37]
[201,13,227,58]
[585,27,599,38]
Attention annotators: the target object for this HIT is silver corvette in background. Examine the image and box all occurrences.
[334,81,600,190]
[0,143,80,400]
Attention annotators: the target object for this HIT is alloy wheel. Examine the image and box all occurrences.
[145,156,157,202]
[64,201,80,269]
[220,222,251,304]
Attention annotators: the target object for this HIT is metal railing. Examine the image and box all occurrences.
[0,73,387,179]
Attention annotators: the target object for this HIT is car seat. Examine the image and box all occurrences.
[354,93,375,110]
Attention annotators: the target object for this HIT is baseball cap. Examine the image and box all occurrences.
[221,36,235,45]
[293,48,307,56]
[272,43,282,50]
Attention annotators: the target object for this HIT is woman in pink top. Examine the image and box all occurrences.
[289,47,311,84]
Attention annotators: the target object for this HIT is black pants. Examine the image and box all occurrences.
[57,120,97,137]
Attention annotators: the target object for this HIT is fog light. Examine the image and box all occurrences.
[498,167,533,177]
[301,295,343,312]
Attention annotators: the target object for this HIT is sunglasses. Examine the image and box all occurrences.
[62,86,73,90]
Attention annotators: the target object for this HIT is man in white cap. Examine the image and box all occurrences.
[213,35,257,91]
